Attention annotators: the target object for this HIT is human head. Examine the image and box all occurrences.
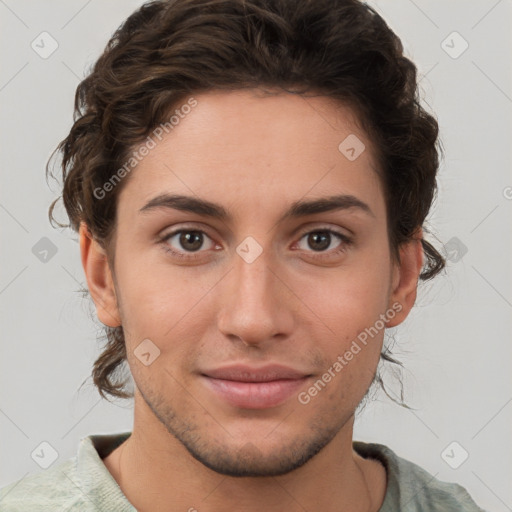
[48,0,444,403]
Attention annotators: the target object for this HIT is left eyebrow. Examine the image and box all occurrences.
[139,193,375,221]
[279,194,375,221]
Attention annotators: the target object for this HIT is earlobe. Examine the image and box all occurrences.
[79,222,121,328]
[386,229,424,328]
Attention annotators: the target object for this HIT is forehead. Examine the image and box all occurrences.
[117,88,385,222]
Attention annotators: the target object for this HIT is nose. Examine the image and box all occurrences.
[216,244,294,348]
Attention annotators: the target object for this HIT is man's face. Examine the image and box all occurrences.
[101,89,401,476]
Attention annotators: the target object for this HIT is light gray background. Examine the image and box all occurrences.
[1,1,511,510]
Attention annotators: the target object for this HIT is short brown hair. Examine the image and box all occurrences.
[48,0,445,401]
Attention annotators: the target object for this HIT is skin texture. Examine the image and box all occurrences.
[80,88,423,512]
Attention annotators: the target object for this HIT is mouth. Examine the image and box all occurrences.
[200,364,312,409]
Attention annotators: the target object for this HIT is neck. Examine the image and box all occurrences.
[103,394,386,512]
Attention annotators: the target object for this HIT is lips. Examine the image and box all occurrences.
[200,364,311,409]
[202,364,309,382]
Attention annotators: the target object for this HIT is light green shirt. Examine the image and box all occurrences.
[0,432,486,511]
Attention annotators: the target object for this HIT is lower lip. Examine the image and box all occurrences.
[201,376,310,409]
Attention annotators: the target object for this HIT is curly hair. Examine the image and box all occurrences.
[48,0,445,402]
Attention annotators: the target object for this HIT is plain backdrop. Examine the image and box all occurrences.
[0,1,511,511]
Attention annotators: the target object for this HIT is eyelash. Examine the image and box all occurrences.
[159,226,353,262]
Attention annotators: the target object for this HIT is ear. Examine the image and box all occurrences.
[79,222,121,327]
[386,228,424,328]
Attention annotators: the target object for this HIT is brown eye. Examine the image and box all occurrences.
[178,231,204,252]
[306,231,332,251]
[294,228,353,262]
[162,229,216,257]
[298,230,344,252]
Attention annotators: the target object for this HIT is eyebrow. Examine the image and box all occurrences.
[139,193,375,221]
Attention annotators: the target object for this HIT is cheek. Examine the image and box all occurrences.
[114,258,217,349]
[304,251,391,384]
[305,258,391,335]
[298,346,379,418]
[306,306,384,414]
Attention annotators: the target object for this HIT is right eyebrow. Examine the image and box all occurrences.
[139,194,229,220]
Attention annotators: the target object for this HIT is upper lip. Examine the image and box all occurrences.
[201,364,310,383]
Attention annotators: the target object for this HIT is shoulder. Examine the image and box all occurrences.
[0,457,88,511]
[353,441,488,512]
[0,432,134,512]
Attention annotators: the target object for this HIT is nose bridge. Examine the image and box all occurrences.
[216,237,292,344]
[234,246,275,306]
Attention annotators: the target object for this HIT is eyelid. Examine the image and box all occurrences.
[294,223,351,239]
[160,222,350,243]
[291,220,354,240]
[159,223,353,259]
[159,222,216,240]
[292,227,352,255]
[160,226,217,248]
[159,228,217,262]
